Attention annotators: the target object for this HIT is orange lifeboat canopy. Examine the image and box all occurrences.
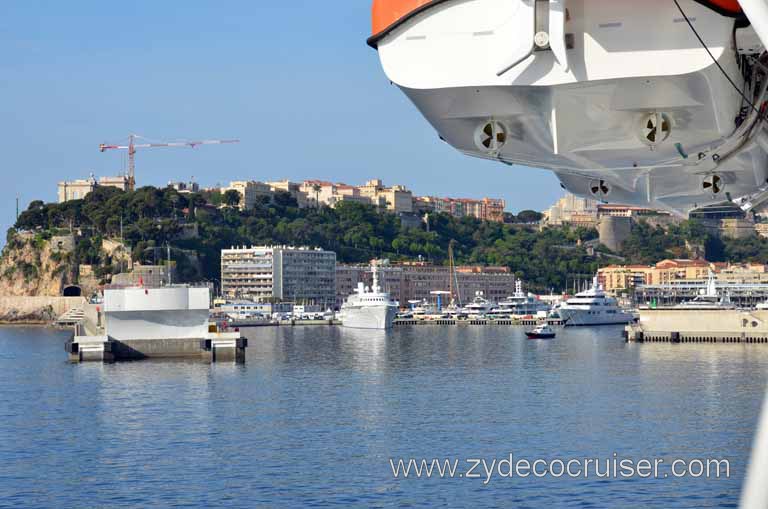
[370,0,445,48]
[368,0,744,48]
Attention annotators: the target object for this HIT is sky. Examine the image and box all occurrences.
[0,1,563,241]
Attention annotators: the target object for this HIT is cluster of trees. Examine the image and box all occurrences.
[18,185,768,291]
[11,185,602,291]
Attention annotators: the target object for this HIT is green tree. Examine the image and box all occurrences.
[224,190,241,208]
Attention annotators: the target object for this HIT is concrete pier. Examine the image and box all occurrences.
[67,331,246,363]
[66,335,114,363]
[626,308,768,344]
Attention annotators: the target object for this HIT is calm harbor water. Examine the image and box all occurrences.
[1,325,767,508]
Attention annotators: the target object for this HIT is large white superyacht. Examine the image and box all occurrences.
[340,261,399,330]
[553,277,634,326]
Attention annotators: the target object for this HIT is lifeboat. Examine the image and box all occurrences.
[370,0,744,47]
[367,0,768,216]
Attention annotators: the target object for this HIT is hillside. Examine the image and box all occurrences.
[7,185,607,292]
[12,185,768,294]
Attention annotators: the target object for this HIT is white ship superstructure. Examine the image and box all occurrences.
[491,280,551,317]
[369,0,768,215]
[675,271,736,309]
[341,261,399,330]
[462,291,495,317]
[554,277,634,326]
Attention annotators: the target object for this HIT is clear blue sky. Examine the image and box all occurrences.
[0,1,562,239]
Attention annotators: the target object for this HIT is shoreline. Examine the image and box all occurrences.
[0,321,59,327]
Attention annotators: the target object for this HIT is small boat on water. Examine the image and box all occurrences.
[526,324,556,340]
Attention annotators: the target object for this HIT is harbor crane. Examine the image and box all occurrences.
[99,134,239,190]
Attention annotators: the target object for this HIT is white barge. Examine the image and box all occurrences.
[67,286,246,362]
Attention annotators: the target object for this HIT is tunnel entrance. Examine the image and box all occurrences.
[62,286,82,297]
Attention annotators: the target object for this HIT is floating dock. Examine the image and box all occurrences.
[66,286,247,363]
[626,308,768,344]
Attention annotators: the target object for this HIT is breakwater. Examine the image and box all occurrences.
[0,296,85,324]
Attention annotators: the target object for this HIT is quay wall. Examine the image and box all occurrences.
[0,296,86,324]
[630,308,768,343]
[639,309,768,334]
[110,338,209,359]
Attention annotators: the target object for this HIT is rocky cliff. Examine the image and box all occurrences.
[0,232,76,297]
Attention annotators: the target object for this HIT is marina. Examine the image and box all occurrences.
[1,324,765,507]
[6,0,768,506]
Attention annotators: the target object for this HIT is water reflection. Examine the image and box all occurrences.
[1,326,768,508]
[337,328,388,373]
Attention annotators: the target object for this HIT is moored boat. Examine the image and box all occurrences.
[526,323,556,339]
[341,260,399,330]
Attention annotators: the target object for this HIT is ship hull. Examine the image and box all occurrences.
[556,307,635,327]
[341,305,398,330]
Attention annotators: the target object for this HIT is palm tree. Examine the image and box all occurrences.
[313,184,321,209]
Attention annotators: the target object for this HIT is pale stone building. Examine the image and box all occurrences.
[299,179,414,213]
[266,180,310,208]
[223,181,273,210]
[413,196,505,223]
[58,174,130,203]
[543,193,598,226]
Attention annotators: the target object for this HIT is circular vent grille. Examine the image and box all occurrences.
[702,174,724,195]
[639,112,672,147]
[589,179,611,198]
[474,121,507,153]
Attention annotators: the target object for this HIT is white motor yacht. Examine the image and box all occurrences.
[553,277,634,326]
[462,291,495,317]
[340,260,399,330]
[491,280,551,318]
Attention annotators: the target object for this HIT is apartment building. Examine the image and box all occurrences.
[597,259,768,293]
[414,196,506,223]
[299,179,414,213]
[543,193,598,226]
[221,246,336,306]
[168,181,200,193]
[358,179,414,214]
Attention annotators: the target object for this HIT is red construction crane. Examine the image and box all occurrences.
[99,134,240,190]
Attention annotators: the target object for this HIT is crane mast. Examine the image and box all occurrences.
[99,134,239,190]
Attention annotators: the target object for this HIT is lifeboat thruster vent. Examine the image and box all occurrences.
[474,120,507,154]
[589,179,612,199]
[638,112,672,149]
[702,174,725,196]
